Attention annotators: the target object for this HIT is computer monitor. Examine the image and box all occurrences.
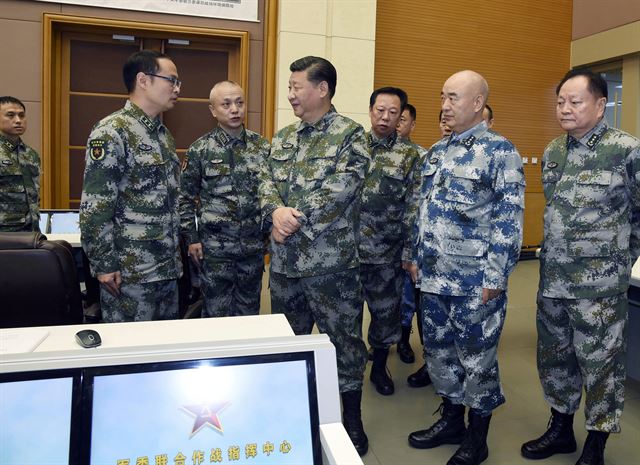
[0,371,79,465]
[38,213,50,234]
[49,211,80,234]
[83,352,321,465]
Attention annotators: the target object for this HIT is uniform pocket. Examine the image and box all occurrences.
[121,222,165,241]
[444,166,482,204]
[304,152,337,180]
[443,237,487,257]
[567,240,610,257]
[570,170,612,208]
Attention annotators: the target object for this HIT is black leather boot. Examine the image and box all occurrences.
[341,390,368,456]
[575,431,609,465]
[447,409,491,465]
[407,363,432,388]
[521,408,577,459]
[397,325,415,363]
[408,398,466,449]
[370,348,394,395]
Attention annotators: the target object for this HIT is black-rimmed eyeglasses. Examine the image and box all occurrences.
[146,73,182,88]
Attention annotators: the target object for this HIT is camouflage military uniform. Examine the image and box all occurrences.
[359,130,420,348]
[537,118,640,432]
[80,100,182,322]
[0,133,40,232]
[408,121,525,411]
[400,141,428,328]
[259,106,371,392]
[180,126,269,317]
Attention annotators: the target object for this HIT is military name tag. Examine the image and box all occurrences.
[88,139,106,161]
[1,159,13,165]
[138,143,153,152]
[547,161,558,169]
[210,158,224,164]
[281,142,294,149]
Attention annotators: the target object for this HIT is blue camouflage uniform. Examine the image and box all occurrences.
[259,106,371,392]
[359,130,420,348]
[408,121,525,411]
[80,100,182,322]
[537,118,640,432]
[179,126,270,317]
[0,133,40,232]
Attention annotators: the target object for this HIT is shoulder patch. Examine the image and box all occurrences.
[88,139,106,161]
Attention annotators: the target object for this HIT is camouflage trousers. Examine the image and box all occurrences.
[537,292,627,433]
[400,269,420,327]
[360,262,403,348]
[201,254,263,318]
[270,268,367,392]
[421,291,507,411]
[100,279,178,322]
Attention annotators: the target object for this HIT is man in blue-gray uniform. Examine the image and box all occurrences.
[521,69,640,465]
[80,50,182,322]
[360,87,420,396]
[180,80,269,317]
[259,56,371,455]
[0,96,40,232]
[406,70,525,465]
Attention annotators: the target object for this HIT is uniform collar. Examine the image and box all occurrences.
[448,121,487,149]
[214,126,246,147]
[297,105,338,134]
[124,100,164,133]
[0,133,23,151]
[367,130,397,149]
[567,117,608,151]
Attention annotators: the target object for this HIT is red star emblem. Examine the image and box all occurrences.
[182,401,231,437]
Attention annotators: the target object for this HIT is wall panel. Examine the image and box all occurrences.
[375,0,572,248]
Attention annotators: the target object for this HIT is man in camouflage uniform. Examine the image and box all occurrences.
[359,87,420,396]
[396,103,433,388]
[406,70,525,465]
[0,96,40,232]
[180,81,269,317]
[521,69,640,465]
[259,56,371,455]
[80,50,182,323]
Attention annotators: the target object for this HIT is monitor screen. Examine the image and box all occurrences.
[83,352,321,465]
[0,373,77,465]
[49,211,80,234]
[38,213,50,234]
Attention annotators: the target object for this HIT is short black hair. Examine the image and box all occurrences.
[123,50,170,93]
[290,56,337,98]
[556,68,608,100]
[0,96,26,111]
[369,87,408,111]
[484,103,493,121]
[405,103,417,121]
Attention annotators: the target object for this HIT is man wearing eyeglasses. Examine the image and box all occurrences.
[80,50,183,323]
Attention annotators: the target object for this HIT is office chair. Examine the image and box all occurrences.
[0,232,84,328]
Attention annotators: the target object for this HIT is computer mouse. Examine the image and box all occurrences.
[75,329,102,348]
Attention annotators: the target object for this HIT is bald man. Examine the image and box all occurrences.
[405,71,525,465]
[179,80,270,317]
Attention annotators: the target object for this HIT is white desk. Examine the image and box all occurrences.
[0,315,362,465]
[45,232,81,247]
